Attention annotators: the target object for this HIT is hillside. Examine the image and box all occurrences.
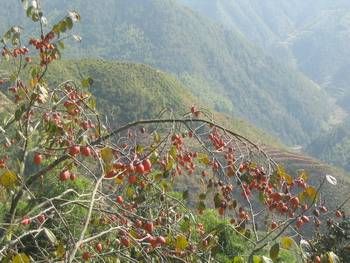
[0,0,336,145]
[180,0,350,112]
[43,59,281,147]
[307,117,350,172]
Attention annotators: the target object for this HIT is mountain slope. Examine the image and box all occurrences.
[0,0,335,145]
[307,117,350,172]
[180,0,350,111]
[45,59,282,146]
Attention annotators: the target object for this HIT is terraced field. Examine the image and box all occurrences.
[263,146,350,211]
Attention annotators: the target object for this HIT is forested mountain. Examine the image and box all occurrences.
[180,0,350,111]
[46,59,281,146]
[0,0,335,145]
[0,59,280,147]
[307,117,350,171]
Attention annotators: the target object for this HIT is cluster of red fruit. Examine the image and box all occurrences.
[208,129,226,151]
[1,46,30,60]
[171,133,184,150]
[59,169,77,181]
[63,87,87,116]
[43,111,63,127]
[80,218,167,261]
[29,31,58,66]
[21,213,46,226]
[7,80,29,103]
[175,151,197,175]
[105,158,152,185]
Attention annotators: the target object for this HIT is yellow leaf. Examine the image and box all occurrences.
[277,165,292,184]
[284,174,293,185]
[305,186,317,200]
[126,186,134,199]
[281,236,295,250]
[277,165,286,178]
[115,176,123,185]
[197,153,210,165]
[12,253,30,263]
[0,170,18,188]
[175,235,188,251]
[56,243,65,258]
[30,78,37,88]
[100,147,113,164]
[136,145,144,154]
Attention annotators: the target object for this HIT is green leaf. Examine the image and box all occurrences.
[165,158,175,171]
[244,229,251,238]
[182,190,189,200]
[199,193,206,200]
[65,17,73,30]
[81,77,93,88]
[197,201,206,211]
[214,193,222,208]
[12,253,30,263]
[135,145,144,154]
[53,24,61,34]
[59,20,67,32]
[12,32,20,46]
[15,104,26,121]
[233,256,244,263]
[253,256,263,263]
[26,6,34,17]
[31,11,40,22]
[58,41,65,49]
[169,146,177,159]
[270,243,280,260]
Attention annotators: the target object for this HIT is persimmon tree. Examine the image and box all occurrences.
[0,1,348,262]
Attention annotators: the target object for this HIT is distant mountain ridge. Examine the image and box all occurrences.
[0,0,335,145]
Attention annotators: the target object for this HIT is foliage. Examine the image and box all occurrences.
[307,117,350,172]
[308,217,350,262]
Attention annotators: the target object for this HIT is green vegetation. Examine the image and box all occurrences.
[181,0,350,116]
[0,0,335,145]
[44,59,282,147]
[307,117,350,172]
